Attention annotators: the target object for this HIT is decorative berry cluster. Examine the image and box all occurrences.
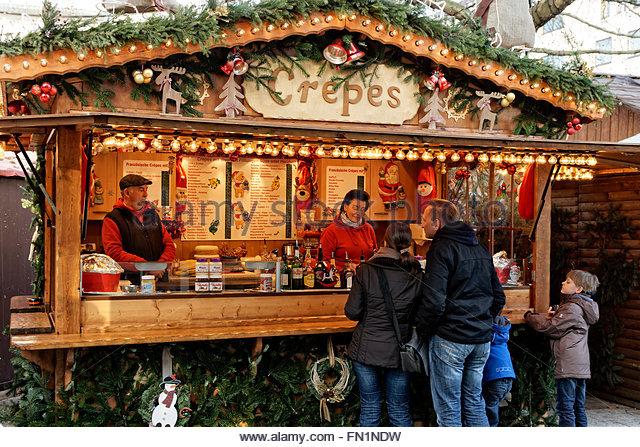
[566,117,583,135]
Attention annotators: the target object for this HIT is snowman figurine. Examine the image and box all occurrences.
[151,375,181,427]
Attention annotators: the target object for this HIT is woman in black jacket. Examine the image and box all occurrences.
[345,222,422,427]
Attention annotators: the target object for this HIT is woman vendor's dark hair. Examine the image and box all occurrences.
[341,189,371,212]
[384,222,420,271]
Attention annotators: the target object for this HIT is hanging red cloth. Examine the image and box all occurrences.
[518,164,535,220]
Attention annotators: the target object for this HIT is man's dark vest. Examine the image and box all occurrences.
[105,207,164,261]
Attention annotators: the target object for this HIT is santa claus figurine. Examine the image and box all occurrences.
[378,161,403,210]
[417,165,437,216]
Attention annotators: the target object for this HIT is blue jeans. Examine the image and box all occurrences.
[556,378,588,427]
[352,361,412,427]
[482,378,513,427]
[429,335,491,427]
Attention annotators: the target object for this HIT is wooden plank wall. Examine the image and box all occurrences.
[552,175,640,405]
[569,104,640,143]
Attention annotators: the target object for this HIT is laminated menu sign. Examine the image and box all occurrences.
[181,156,294,241]
[122,159,169,211]
[181,157,227,241]
[326,165,368,212]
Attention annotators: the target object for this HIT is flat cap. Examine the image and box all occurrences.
[119,174,152,190]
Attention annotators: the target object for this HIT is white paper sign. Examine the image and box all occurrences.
[122,159,169,211]
[325,165,368,214]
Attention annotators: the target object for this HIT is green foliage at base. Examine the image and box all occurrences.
[2,331,558,427]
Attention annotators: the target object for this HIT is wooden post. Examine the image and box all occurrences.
[54,127,82,334]
[44,147,55,308]
[532,164,552,313]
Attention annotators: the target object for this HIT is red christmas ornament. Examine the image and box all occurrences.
[567,127,576,135]
[30,84,41,96]
[572,117,581,125]
[49,85,58,96]
[437,75,451,91]
[40,82,52,94]
[344,41,365,65]
[425,72,439,90]
[575,123,582,131]
[39,92,51,103]
[7,101,19,115]
[566,121,574,128]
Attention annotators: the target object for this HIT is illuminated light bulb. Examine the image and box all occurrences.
[349,148,359,158]
[299,146,311,157]
[515,155,523,164]
[469,60,478,66]
[464,152,475,163]
[224,142,236,154]
[454,54,464,61]
[315,146,325,157]
[239,145,247,155]
[520,79,529,85]
[576,155,587,166]
[188,140,199,153]
[245,142,254,154]
[495,69,504,76]
[440,49,449,56]
[407,150,419,161]
[104,136,117,148]
[396,149,406,160]
[506,154,517,164]
[508,74,517,81]
[481,64,491,71]
[490,153,501,163]
[341,148,349,158]
[122,137,133,151]
[523,154,535,164]
[559,156,570,165]
[169,139,180,152]
[422,151,434,162]
[271,146,280,157]
[332,147,341,158]
[478,153,489,163]
[436,151,447,162]
[264,143,273,155]
[136,139,146,151]
[255,144,264,155]
[568,156,577,165]
[536,154,547,164]
[383,149,393,160]
[207,142,217,153]
[587,156,597,166]
[583,171,593,180]
[450,152,460,162]
[547,155,558,165]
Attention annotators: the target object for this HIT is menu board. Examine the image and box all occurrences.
[325,165,368,212]
[181,157,227,241]
[181,156,294,241]
[122,159,170,212]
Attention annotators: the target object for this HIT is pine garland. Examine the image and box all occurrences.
[0,0,615,110]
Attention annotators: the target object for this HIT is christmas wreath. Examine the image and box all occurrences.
[307,356,355,422]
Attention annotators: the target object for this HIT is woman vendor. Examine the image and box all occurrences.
[320,189,378,268]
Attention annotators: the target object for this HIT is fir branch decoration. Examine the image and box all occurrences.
[0,0,614,110]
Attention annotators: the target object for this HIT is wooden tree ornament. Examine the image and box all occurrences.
[419,90,446,130]
[215,72,247,118]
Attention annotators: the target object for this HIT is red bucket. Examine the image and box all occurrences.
[82,271,121,293]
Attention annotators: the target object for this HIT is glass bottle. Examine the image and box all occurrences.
[291,241,304,290]
[342,252,355,290]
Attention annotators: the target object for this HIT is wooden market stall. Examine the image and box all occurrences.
[0,5,627,393]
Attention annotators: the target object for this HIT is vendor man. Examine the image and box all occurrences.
[102,174,175,274]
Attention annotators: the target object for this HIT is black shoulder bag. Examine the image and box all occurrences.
[375,266,428,375]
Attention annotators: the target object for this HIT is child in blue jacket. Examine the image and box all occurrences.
[482,315,516,427]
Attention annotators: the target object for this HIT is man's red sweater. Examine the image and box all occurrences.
[102,198,176,263]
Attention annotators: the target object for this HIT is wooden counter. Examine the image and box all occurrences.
[11,287,531,350]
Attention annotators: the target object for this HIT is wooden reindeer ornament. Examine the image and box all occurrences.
[152,65,187,115]
[475,90,506,131]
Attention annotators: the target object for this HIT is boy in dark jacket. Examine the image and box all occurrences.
[525,270,600,427]
[482,316,516,427]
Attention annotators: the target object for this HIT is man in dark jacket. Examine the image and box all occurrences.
[416,199,505,427]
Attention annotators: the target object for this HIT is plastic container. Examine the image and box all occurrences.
[140,275,156,294]
[209,275,223,292]
[259,272,273,292]
[82,271,121,293]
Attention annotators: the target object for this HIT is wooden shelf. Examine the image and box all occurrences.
[10,312,53,335]
[10,295,45,313]
[11,317,357,350]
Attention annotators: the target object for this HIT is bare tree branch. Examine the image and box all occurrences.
[411,0,474,23]
[561,12,640,38]
[604,0,640,6]
[530,0,577,30]
[532,47,640,56]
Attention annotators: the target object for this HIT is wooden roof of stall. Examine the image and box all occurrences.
[0,12,605,120]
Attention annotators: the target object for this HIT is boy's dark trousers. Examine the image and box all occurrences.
[556,378,588,427]
[482,378,513,427]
